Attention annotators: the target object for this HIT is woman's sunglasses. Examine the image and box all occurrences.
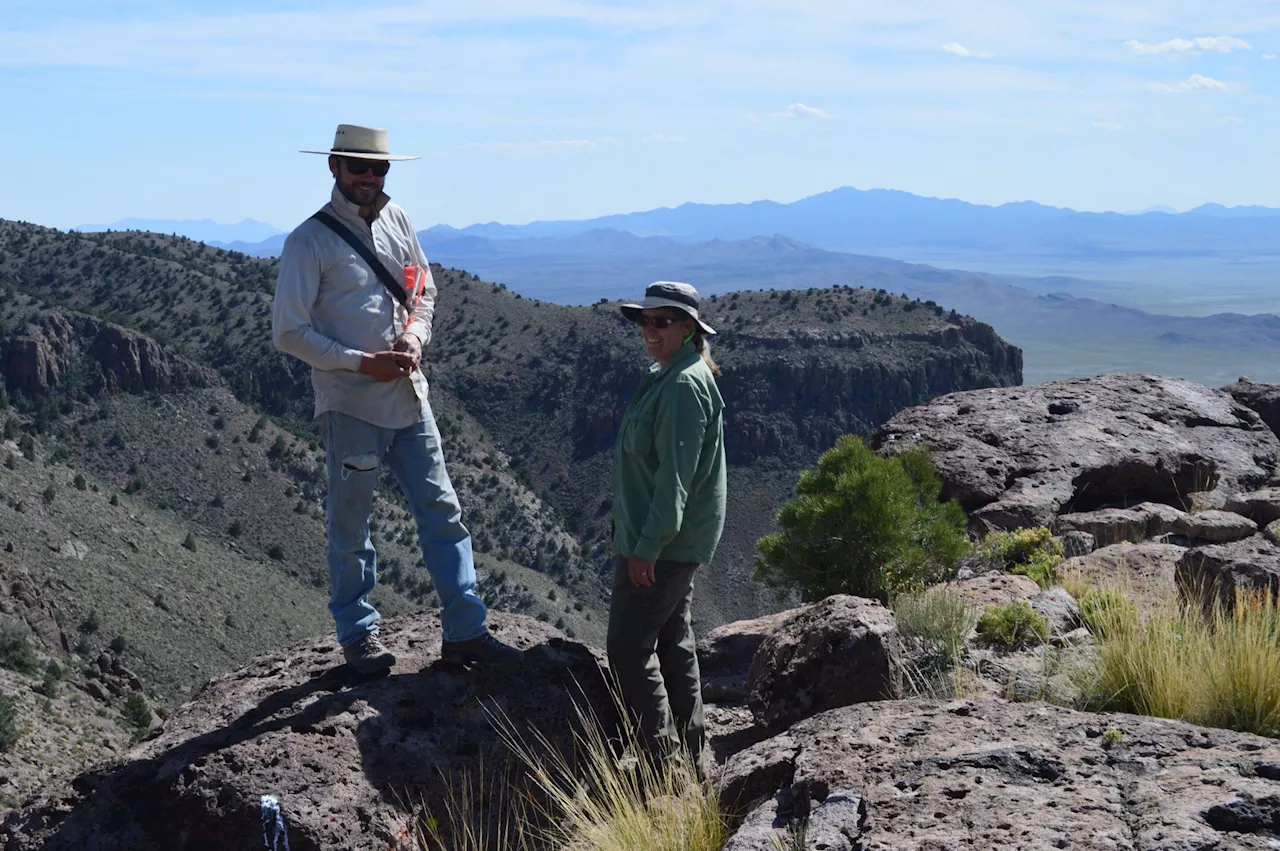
[633,315,687,329]
[343,158,391,177]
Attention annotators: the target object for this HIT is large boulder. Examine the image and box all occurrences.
[0,612,613,851]
[1222,376,1280,438]
[874,374,1280,532]
[943,573,1040,608]
[1178,536,1280,608]
[698,607,801,705]
[720,699,1280,850]
[746,596,904,732]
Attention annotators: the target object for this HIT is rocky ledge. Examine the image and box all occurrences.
[721,699,1280,850]
[0,612,612,851]
[873,373,1280,532]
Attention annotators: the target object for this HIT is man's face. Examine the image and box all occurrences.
[330,156,387,208]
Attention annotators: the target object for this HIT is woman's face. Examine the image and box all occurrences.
[638,308,694,364]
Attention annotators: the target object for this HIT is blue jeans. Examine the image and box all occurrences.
[322,408,488,646]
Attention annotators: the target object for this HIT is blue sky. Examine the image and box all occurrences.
[3,0,1280,231]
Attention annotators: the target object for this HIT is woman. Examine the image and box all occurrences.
[608,280,727,777]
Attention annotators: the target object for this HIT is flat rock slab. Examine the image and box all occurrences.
[1225,488,1280,526]
[944,574,1041,609]
[1178,535,1280,606]
[874,374,1280,532]
[720,699,1280,850]
[1059,542,1184,613]
[0,612,613,851]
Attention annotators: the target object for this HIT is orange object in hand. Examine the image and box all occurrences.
[403,264,424,330]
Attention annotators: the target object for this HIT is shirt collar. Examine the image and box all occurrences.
[329,184,391,230]
[649,341,699,377]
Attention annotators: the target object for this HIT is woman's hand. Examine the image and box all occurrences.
[627,556,656,587]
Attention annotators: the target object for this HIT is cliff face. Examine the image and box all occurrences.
[0,310,214,397]
[716,322,1021,463]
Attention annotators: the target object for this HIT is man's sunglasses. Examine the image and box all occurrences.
[343,158,390,177]
[633,315,687,329]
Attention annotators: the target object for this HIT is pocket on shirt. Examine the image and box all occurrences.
[622,413,655,457]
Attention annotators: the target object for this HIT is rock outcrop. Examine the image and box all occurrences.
[746,596,903,731]
[720,699,1280,850]
[1222,376,1280,439]
[0,612,613,851]
[874,374,1280,532]
[0,310,214,398]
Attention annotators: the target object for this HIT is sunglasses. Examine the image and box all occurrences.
[343,158,390,177]
[634,315,687,329]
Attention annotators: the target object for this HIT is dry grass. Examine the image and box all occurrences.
[1081,586,1280,738]
[893,586,978,663]
[418,683,728,851]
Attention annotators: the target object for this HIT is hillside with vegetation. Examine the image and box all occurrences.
[0,217,1018,799]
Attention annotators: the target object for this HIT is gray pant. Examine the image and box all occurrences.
[606,556,705,771]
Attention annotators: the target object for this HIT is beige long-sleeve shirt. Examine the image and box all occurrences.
[273,185,437,429]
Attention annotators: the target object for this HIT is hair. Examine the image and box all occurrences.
[692,330,722,377]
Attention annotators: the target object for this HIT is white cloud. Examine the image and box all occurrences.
[1265,54,1278,60]
[1152,73,1227,93]
[462,138,616,156]
[1125,36,1252,55]
[1222,116,1245,124]
[1091,120,1124,131]
[769,102,833,120]
[941,42,993,59]
[642,133,688,143]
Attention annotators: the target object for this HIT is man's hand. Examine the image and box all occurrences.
[358,351,415,382]
[392,333,422,371]
[627,556,656,588]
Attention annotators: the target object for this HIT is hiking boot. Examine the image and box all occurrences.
[441,632,524,666]
[342,632,396,674]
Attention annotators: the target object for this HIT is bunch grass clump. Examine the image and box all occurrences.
[1081,585,1280,738]
[418,680,728,851]
[893,586,978,663]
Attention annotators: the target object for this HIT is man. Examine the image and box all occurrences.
[273,123,522,673]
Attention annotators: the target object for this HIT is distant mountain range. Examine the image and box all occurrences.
[76,217,283,245]
[409,226,1280,387]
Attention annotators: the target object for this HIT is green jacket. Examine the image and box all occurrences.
[613,343,727,564]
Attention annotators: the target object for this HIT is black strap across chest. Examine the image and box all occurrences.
[310,210,409,309]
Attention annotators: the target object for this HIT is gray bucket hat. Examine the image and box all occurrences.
[620,281,716,336]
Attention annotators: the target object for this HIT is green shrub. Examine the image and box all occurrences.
[977,601,1049,649]
[41,484,56,505]
[0,622,39,675]
[0,693,18,752]
[81,610,100,634]
[37,661,62,698]
[978,527,1064,588]
[122,692,152,733]
[73,473,87,491]
[109,635,128,654]
[893,586,978,663]
[754,437,969,602]
[181,532,197,551]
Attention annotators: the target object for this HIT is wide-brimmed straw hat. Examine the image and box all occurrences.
[301,124,420,161]
[620,281,716,336]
